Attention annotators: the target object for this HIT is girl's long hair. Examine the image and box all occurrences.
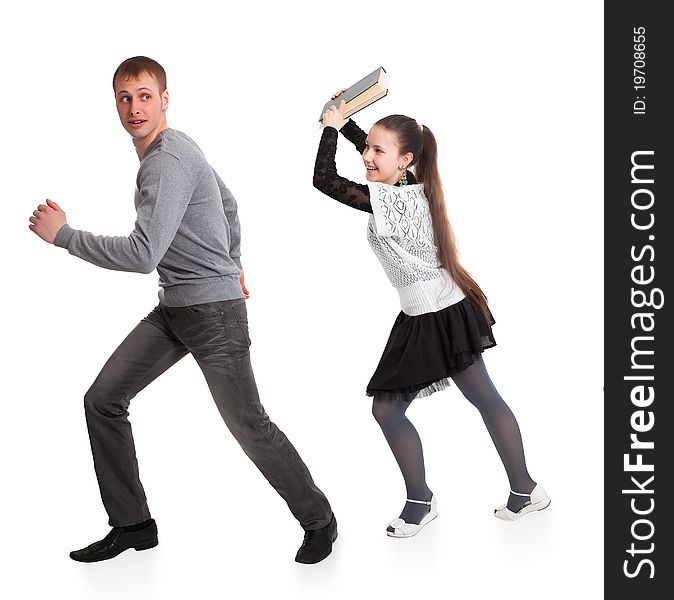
[375,115,490,320]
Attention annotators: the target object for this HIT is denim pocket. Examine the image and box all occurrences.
[185,301,226,316]
[230,299,251,346]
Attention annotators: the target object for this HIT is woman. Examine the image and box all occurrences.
[313,100,550,537]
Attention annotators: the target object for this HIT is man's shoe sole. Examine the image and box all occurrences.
[295,531,338,564]
[69,536,158,562]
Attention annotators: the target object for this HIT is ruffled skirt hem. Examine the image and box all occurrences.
[365,298,496,399]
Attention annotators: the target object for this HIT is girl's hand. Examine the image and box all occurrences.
[331,88,347,100]
[322,100,347,131]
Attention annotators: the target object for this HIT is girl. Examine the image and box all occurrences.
[313,100,549,537]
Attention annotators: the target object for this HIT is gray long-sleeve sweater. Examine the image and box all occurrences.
[54,128,244,306]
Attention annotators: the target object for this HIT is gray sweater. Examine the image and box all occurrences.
[54,128,243,306]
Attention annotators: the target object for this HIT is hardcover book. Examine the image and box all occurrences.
[319,67,389,121]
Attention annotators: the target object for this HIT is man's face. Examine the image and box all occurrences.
[114,72,168,140]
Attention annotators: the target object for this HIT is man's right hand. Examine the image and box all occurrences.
[240,269,250,299]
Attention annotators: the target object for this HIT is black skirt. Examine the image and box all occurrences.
[366,297,496,399]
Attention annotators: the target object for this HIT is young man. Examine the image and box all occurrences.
[28,56,336,564]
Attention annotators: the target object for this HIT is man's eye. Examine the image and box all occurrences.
[143,95,151,100]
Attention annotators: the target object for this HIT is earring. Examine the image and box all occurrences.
[397,167,408,186]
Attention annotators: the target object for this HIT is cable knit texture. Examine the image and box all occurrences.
[367,182,465,316]
[313,120,463,316]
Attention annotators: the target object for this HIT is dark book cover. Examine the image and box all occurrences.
[319,66,387,120]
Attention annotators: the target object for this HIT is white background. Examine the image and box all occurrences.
[1,1,603,598]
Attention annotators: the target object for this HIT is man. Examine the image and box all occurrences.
[28,56,336,564]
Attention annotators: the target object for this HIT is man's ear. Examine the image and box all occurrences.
[161,91,170,112]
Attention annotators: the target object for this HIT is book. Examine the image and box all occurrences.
[319,67,389,121]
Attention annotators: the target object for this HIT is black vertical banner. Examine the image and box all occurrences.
[605,3,673,597]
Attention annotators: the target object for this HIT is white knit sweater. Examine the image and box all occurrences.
[367,182,465,316]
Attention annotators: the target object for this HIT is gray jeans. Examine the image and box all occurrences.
[83,298,332,530]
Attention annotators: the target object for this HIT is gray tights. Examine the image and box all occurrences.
[371,356,535,523]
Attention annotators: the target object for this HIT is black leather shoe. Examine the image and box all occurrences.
[69,520,158,563]
[295,513,337,564]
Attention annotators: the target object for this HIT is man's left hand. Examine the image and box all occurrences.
[29,198,67,244]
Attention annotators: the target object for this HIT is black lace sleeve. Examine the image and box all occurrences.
[340,119,367,154]
[312,126,372,213]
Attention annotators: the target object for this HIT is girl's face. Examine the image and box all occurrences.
[363,125,413,185]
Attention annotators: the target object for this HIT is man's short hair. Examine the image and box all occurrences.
[112,56,167,93]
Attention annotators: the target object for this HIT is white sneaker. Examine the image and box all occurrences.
[494,484,551,521]
[387,496,438,538]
